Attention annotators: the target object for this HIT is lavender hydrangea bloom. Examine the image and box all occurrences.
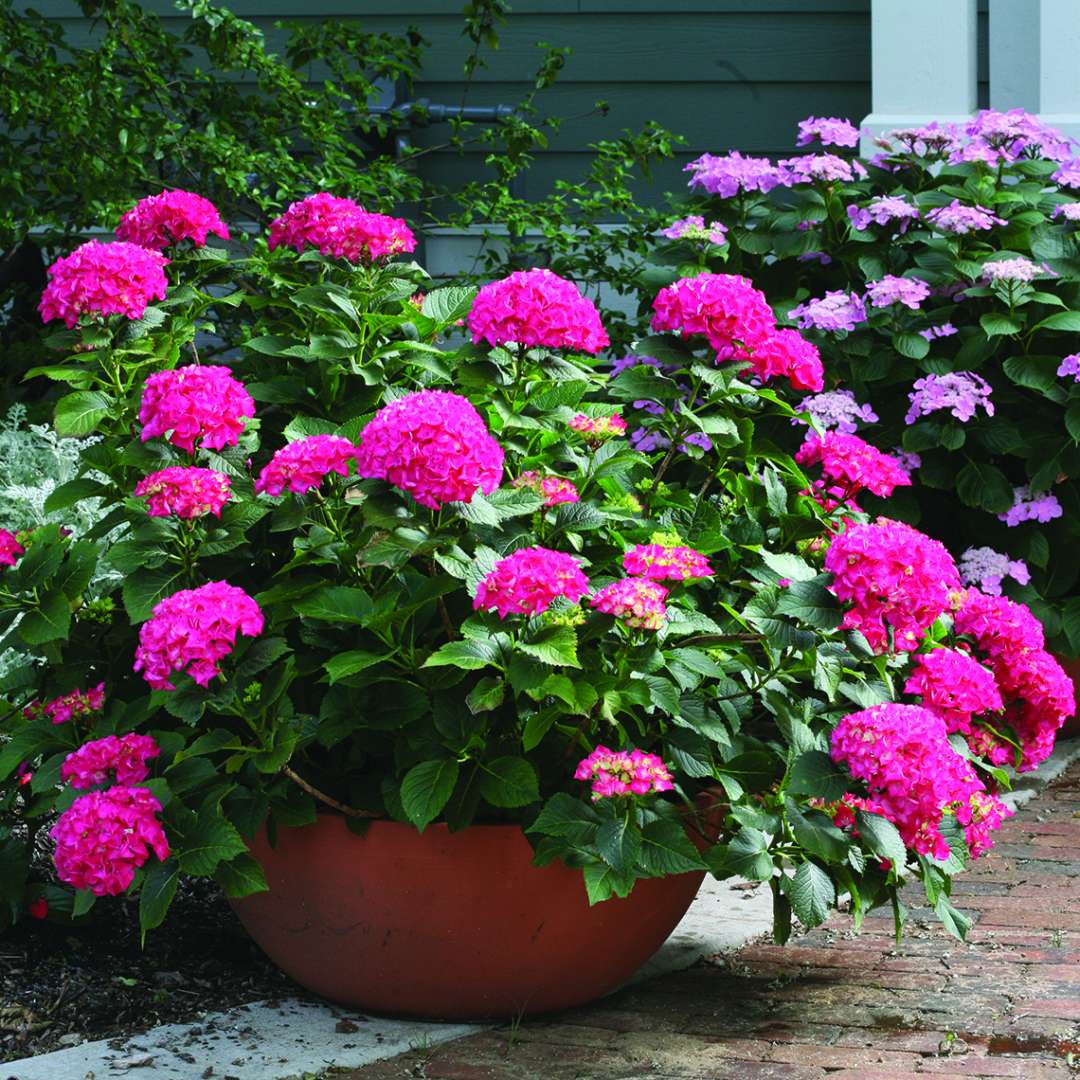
[685,151,785,197]
[609,354,676,379]
[955,109,1073,164]
[795,390,878,434]
[631,429,712,455]
[886,122,963,158]
[982,257,1051,283]
[891,448,921,474]
[789,291,868,333]
[1052,159,1080,189]
[778,154,868,185]
[796,116,861,148]
[925,200,1007,234]
[661,215,727,246]
[999,485,1063,527]
[1058,353,1080,379]
[846,196,920,233]
[919,323,958,341]
[865,275,931,310]
[904,372,994,425]
[1053,202,1080,222]
[959,546,1031,596]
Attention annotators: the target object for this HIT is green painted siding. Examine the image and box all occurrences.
[27,1,991,202]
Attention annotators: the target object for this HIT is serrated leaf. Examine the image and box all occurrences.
[423,638,499,670]
[400,759,459,830]
[979,312,1023,337]
[177,812,247,876]
[17,592,71,645]
[528,792,601,843]
[596,816,641,873]
[43,479,107,514]
[139,859,180,935]
[775,577,842,628]
[295,586,373,624]
[214,853,269,899]
[855,810,908,869]
[640,819,705,875]
[760,551,817,582]
[54,391,113,437]
[788,751,850,801]
[324,650,383,683]
[784,860,835,928]
[955,462,1013,513]
[478,756,539,808]
[517,625,580,667]
[123,568,183,623]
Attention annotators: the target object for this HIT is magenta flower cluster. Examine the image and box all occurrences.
[904,371,994,426]
[825,519,959,653]
[574,746,674,800]
[60,733,161,790]
[467,268,609,354]
[134,467,232,520]
[904,648,1003,737]
[590,577,669,630]
[39,240,169,328]
[116,190,230,250]
[133,581,264,690]
[51,786,169,897]
[0,529,24,568]
[268,193,416,262]
[255,435,358,497]
[511,471,580,507]
[796,432,911,509]
[139,366,255,454]
[830,703,1009,860]
[24,683,105,726]
[622,543,712,581]
[356,390,504,510]
[474,546,590,619]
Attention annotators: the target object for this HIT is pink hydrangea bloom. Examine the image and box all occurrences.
[473,546,590,619]
[660,215,728,245]
[815,793,891,831]
[51,786,170,897]
[789,291,867,333]
[684,150,786,198]
[825,519,960,653]
[116,190,229,250]
[1058,353,1080,379]
[255,435,359,497]
[574,746,674,800]
[651,274,776,360]
[796,432,911,509]
[778,154,868,184]
[133,581,264,691]
[904,372,994,426]
[847,196,920,233]
[134,467,231,519]
[954,589,1045,657]
[925,200,1007,234]
[356,390,504,509]
[622,543,713,581]
[511,471,580,507]
[590,577,669,630]
[830,703,1008,860]
[958,546,1030,595]
[268,193,415,261]
[39,241,169,328]
[748,328,824,391]
[139,366,255,454]
[24,683,106,726]
[796,116,861,148]
[60,733,161,790]
[467,269,609,353]
[998,485,1062,527]
[865,275,931,310]
[568,413,627,445]
[0,529,23,568]
[904,648,1003,734]
[796,390,878,434]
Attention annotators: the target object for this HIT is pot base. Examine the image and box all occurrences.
[231,815,704,1020]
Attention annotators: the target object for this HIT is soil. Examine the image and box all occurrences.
[0,876,305,1064]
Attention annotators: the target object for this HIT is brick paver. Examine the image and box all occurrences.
[339,765,1080,1079]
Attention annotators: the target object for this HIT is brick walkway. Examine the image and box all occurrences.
[340,763,1080,1079]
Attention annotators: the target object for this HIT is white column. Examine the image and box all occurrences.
[991,0,1080,143]
[860,0,978,156]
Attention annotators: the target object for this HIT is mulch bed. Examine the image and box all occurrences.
[0,877,303,1063]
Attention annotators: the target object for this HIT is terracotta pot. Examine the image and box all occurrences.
[1052,652,1080,739]
[230,814,704,1020]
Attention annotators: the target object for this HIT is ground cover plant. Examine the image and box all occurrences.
[0,186,1073,963]
[657,109,1080,655]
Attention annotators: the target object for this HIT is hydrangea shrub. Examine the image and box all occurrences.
[0,187,1072,948]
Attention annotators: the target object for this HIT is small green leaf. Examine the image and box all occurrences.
[324,650,383,683]
[478,756,539,808]
[784,860,835,928]
[855,810,908,869]
[400,759,460,830]
[54,391,113,437]
[787,751,850,801]
[979,312,1023,337]
[139,859,179,934]
[955,462,1014,513]
[423,639,499,670]
[596,816,641,873]
[296,586,373,624]
[517,625,580,667]
[214,853,269,899]
[17,592,71,645]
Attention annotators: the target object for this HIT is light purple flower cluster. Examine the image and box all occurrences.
[789,291,867,333]
[660,215,727,246]
[847,196,920,233]
[959,546,1031,596]
[925,200,1007,235]
[778,154,867,185]
[1053,202,1080,222]
[891,448,921,475]
[795,390,878,434]
[685,150,786,198]
[953,109,1073,165]
[1052,159,1080,189]
[919,323,958,341]
[884,122,962,158]
[998,486,1063,527]
[796,115,861,148]
[1058,353,1080,379]
[865,275,931,310]
[982,257,1050,284]
[904,372,994,425]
